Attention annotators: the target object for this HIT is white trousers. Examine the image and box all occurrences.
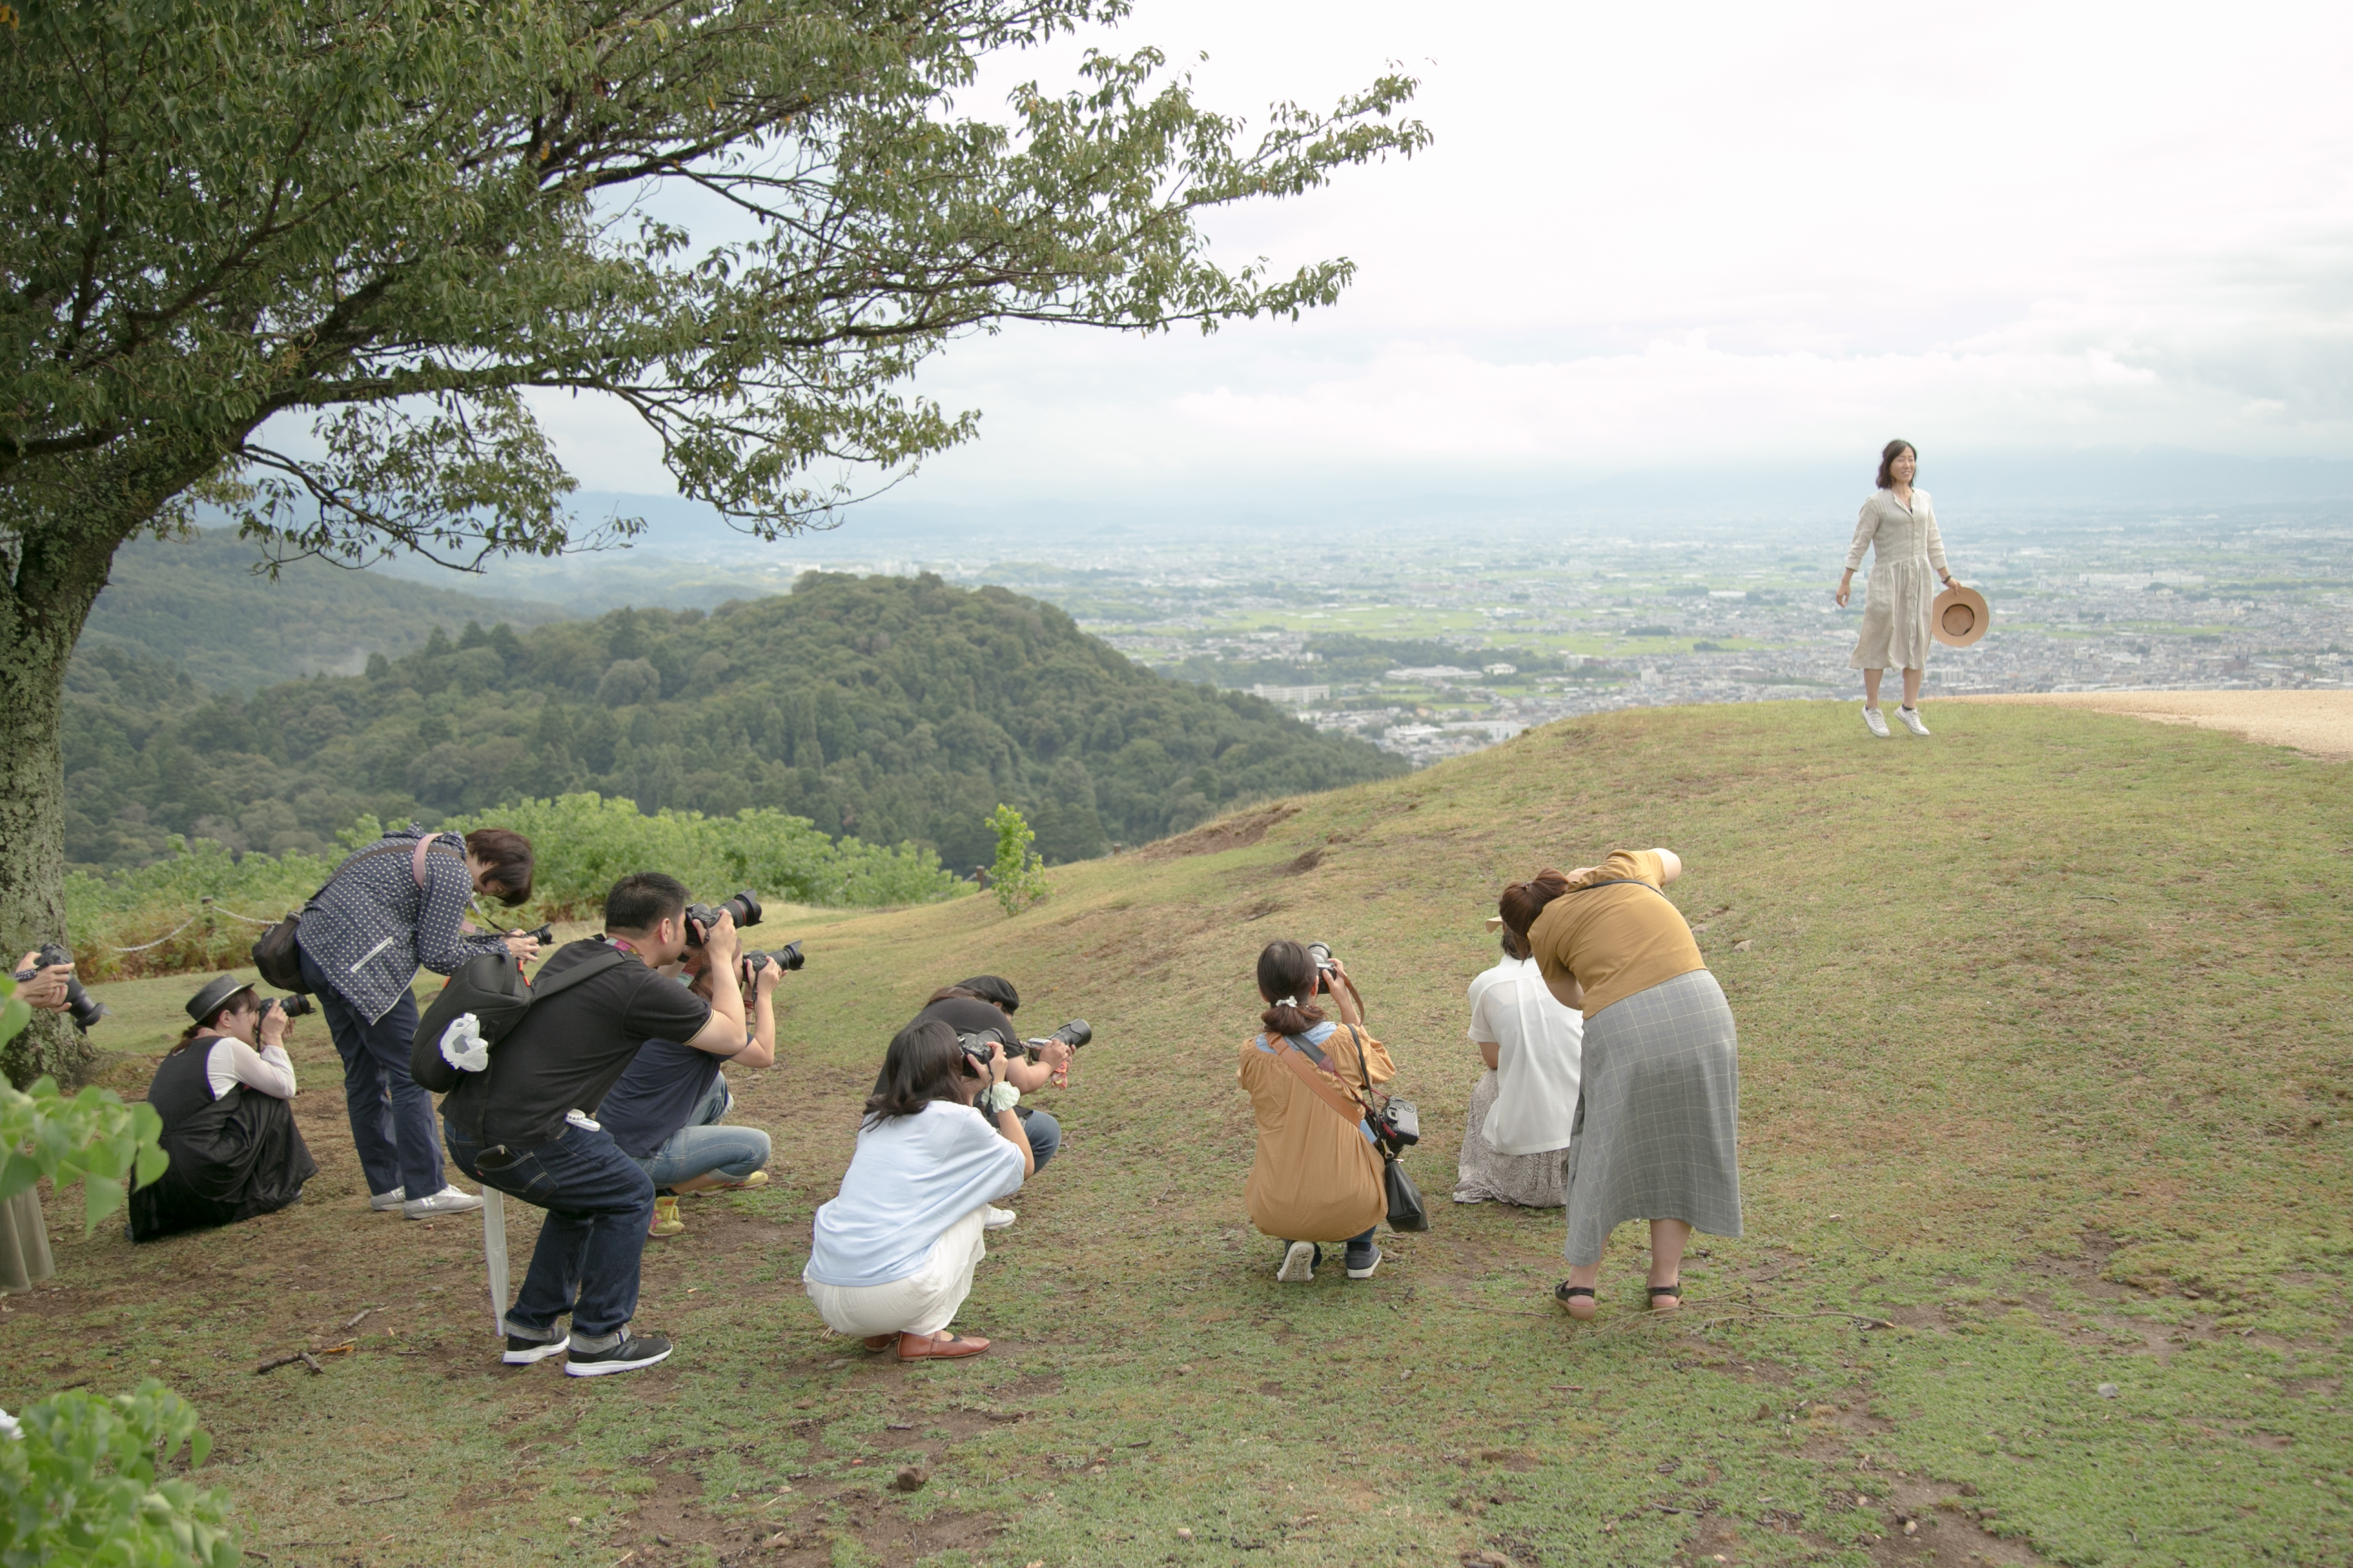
[804,1205,989,1339]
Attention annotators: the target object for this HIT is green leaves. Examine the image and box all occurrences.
[0,972,166,1222]
[986,803,1047,915]
[0,1381,240,1567]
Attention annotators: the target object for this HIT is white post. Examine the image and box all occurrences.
[483,1187,509,1337]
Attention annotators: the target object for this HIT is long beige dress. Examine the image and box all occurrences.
[1845,487,1949,671]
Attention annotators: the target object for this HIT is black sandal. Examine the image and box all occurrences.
[1554,1282,1596,1315]
[1647,1281,1684,1309]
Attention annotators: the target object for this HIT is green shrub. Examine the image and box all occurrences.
[61,796,965,979]
[986,804,1049,915]
[0,1381,240,1567]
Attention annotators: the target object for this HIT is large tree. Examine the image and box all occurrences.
[0,0,1425,1082]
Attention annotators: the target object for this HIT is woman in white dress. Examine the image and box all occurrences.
[1836,440,1961,738]
[1451,929,1582,1207]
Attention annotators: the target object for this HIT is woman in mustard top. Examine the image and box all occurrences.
[1237,940,1394,1285]
[1499,848,1741,1319]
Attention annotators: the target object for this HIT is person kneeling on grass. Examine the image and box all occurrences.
[802,1021,1032,1362]
[1239,940,1395,1285]
[599,945,781,1238]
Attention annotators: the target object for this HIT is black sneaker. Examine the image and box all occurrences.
[503,1334,566,1366]
[565,1331,673,1378]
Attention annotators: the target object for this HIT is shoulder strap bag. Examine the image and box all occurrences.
[410,943,632,1098]
[1273,1025,1430,1234]
[251,835,457,993]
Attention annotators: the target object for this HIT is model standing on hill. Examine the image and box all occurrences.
[1499,850,1741,1319]
[1837,440,1960,738]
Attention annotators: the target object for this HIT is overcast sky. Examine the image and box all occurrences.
[534,0,2353,515]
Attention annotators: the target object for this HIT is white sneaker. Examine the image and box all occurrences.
[369,1188,407,1213]
[1897,706,1931,736]
[1276,1241,1316,1284]
[1862,706,1892,739]
[982,1206,1016,1230]
[403,1186,485,1219]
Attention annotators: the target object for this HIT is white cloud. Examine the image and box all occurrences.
[526,0,2353,507]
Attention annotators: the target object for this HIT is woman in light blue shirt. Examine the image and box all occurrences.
[804,1020,1032,1360]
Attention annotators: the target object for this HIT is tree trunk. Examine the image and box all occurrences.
[1,445,217,1087]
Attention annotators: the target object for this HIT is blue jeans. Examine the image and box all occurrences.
[445,1116,653,1343]
[635,1077,772,1192]
[1286,1228,1378,1267]
[1017,1107,1061,1173]
[301,943,446,1200]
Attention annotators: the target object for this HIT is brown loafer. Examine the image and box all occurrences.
[896,1331,989,1362]
[861,1334,901,1352]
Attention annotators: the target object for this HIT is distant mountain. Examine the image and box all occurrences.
[87,528,573,693]
[63,573,1409,874]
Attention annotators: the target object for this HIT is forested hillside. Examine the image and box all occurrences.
[86,527,573,693]
[64,572,1408,874]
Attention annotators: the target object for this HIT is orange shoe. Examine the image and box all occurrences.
[896,1331,989,1361]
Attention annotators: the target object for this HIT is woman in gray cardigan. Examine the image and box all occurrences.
[1836,440,1960,738]
[295,824,539,1217]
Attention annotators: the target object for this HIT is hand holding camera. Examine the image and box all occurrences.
[686,891,761,953]
[12,943,109,1031]
[256,996,295,1047]
[1020,1019,1090,1088]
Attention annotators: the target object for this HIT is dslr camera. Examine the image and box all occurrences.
[743,939,805,978]
[262,994,317,1020]
[953,1030,1004,1076]
[1305,941,1340,996]
[1016,1019,1091,1064]
[685,890,763,946]
[12,943,109,1032]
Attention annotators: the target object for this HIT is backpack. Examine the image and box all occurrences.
[250,835,454,993]
[408,942,632,1094]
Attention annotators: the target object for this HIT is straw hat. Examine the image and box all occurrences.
[1932,582,1991,648]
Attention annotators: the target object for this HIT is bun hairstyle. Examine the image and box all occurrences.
[862,1019,972,1127]
[1257,940,1327,1038]
[1499,928,1530,962]
[1497,869,1575,942]
[1876,439,1916,490]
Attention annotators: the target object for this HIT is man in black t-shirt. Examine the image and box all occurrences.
[441,872,746,1378]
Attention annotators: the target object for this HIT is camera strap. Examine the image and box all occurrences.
[1275,1030,1376,1132]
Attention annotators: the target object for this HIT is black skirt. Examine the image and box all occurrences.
[128,1045,318,1242]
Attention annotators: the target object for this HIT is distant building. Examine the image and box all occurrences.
[1483,662,1517,676]
[1384,665,1480,682]
[1249,683,1329,704]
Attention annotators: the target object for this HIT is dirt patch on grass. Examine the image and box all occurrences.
[1137,803,1300,860]
[1952,690,2353,762]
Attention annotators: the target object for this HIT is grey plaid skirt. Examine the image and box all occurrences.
[1561,968,1742,1266]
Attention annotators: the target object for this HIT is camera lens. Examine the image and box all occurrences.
[1050,1019,1091,1050]
[778,940,805,971]
[724,891,763,931]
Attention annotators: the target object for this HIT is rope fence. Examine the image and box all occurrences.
[95,896,284,953]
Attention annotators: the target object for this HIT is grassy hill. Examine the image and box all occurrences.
[63,572,1407,873]
[17,702,2348,1566]
[84,526,574,694]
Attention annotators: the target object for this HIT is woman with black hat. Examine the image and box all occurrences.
[126,977,319,1243]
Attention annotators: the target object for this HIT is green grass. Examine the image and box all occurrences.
[7,703,2349,1566]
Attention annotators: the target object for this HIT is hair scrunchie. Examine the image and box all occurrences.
[1276,996,1299,1008]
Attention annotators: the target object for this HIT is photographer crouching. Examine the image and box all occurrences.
[438,874,747,1377]
[599,906,786,1239]
[802,1021,1032,1361]
[913,976,1083,1199]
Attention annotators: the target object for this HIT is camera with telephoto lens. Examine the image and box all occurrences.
[520,923,555,945]
[685,891,763,946]
[1305,941,1339,996]
[743,939,805,979]
[263,994,317,1019]
[1017,1019,1091,1063]
[12,943,109,1032]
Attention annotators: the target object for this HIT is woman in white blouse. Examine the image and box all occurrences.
[1836,440,1960,738]
[128,977,318,1241]
[1452,928,1583,1207]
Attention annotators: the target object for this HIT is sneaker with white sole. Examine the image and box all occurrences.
[1862,706,1892,738]
[403,1186,485,1219]
[368,1188,406,1213]
[565,1331,672,1377]
[982,1206,1016,1230]
[1276,1240,1317,1283]
[503,1334,566,1366]
[1345,1245,1383,1280]
[1897,706,1931,736]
